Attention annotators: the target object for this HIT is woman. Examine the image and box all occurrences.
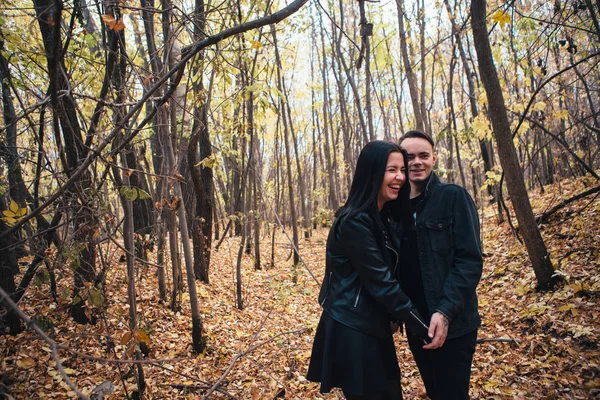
[307,141,430,400]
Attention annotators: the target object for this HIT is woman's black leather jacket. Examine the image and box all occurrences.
[318,211,427,338]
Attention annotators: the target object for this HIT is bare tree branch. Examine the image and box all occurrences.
[0,0,310,241]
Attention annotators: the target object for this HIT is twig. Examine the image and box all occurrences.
[262,191,320,286]
[0,289,192,366]
[476,337,521,344]
[576,290,600,298]
[201,328,307,399]
[512,50,600,139]
[246,357,303,400]
[397,337,522,345]
[537,185,600,224]
[0,286,89,399]
[0,0,311,242]
[157,384,237,398]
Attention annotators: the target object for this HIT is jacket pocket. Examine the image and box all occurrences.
[425,217,453,254]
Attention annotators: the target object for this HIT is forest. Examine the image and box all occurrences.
[0,0,598,398]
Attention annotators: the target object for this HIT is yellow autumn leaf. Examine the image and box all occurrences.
[476,91,487,108]
[516,101,530,114]
[3,217,17,226]
[472,115,491,140]
[2,200,27,226]
[492,10,511,29]
[558,304,575,312]
[554,109,569,119]
[250,40,262,50]
[532,66,545,77]
[9,199,19,213]
[533,101,546,112]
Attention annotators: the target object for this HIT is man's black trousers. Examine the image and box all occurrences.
[407,329,477,400]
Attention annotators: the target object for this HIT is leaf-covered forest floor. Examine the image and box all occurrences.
[2,175,599,399]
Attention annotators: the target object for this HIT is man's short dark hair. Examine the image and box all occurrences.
[399,129,435,148]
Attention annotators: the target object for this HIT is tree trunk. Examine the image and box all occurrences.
[107,2,145,390]
[164,120,206,352]
[272,24,300,270]
[188,0,213,284]
[396,0,425,130]
[0,215,21,334]
[33,0,98,324]
[358,0,375,141]
[471,0,557,290]
[318,15,340,210]
[417,0,430,134]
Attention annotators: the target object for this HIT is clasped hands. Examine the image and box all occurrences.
[391,311,449,350]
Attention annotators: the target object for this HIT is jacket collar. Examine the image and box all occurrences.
[422,171,441,199]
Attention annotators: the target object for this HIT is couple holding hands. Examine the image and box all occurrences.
[307,130,483,400]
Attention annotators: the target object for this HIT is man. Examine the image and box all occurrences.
[398,129,483,400]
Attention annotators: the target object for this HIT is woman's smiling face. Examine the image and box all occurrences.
[377,151,406,210]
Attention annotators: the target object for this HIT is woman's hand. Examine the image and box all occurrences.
[423,312,449,349]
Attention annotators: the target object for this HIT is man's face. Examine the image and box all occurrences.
[401,137,437,185]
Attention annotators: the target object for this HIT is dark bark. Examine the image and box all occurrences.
[0,216,22,334]
[358,0,375,141]
[396,0,425,131]
[272,24,300,269]
[2,0,310,246]
[188,0,213,282]
[471,0,557,290]
[33,0,98,323]
[318,14,339,210]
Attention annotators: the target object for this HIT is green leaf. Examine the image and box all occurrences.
[197,154,219,169]
[120,186,137,201]
[120,187,150,201]
[88,288,104,307]
[135,188,151,200]
[69,259,80,271]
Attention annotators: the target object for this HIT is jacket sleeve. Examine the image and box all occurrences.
[338,213,415,322]
[435,188,483,321]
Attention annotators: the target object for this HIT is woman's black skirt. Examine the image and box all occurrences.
[306,310,401,395]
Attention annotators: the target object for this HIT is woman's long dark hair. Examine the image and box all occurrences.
[336,141,411,228]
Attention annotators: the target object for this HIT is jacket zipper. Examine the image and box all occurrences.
[320,271,333,306]
[385,243,399,275]
[353,233,399,309]
[409,310,428,330]
[354,285,362,307]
